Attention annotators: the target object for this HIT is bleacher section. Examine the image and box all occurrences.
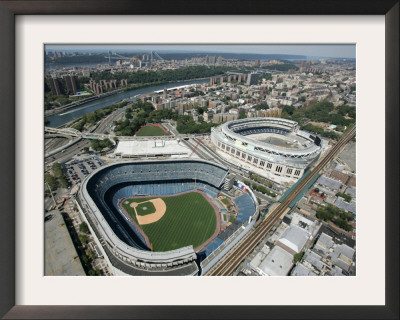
[233,194,257,224]
[200,193,256,259]
[202,237,224,257]
[111,180,219,203]
[88,160,227,200]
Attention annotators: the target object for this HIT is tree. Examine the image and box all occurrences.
[58,175,68,188]
[86,248,95,260]
[239,111,247,119]
[78,234,88,244]
[254,103,269,111]
[294,252,305,263]
[52,162,63,177]
[282,105,295,116]
[45,173,58,191]
[79,222,89,234]
[336,192,352,203]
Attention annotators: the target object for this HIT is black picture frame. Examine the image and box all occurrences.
[0,1,398,319]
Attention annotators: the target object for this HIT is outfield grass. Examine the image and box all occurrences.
[221,198,230,206]
[121,192,217,252]
[135,125,168,136]
[136,201,156,216]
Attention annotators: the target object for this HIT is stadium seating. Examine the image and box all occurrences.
[234,127,289,136]
[85,160,228,251]
[202,237,224,257]
[199,192,256,258]
[233,194,256,224]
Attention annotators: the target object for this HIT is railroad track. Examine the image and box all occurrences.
[207,125,356,276]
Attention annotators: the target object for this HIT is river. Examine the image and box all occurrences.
[45,78,207,127]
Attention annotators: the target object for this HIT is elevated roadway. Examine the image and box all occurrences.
[45,126,207,141]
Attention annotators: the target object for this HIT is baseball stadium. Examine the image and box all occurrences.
[211,117,322,183]
[77,159,259,276]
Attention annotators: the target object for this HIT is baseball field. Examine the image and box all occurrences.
[135,124,169,136]
[121,192,217,252]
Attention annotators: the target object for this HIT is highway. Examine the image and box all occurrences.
[206,124,356,276]
[45,107,126,164]
[93,108,126,134]
[45,140,90,166]
[44,136,69,152]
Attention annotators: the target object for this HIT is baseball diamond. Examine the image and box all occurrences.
[121,192,217,252]
[133,201,157,216]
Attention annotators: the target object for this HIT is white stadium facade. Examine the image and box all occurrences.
[211,118,322,183]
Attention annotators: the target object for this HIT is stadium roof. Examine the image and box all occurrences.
[115,139,190,157]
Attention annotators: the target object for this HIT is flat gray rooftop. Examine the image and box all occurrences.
[45,210,85,276]
[259,245,294,276]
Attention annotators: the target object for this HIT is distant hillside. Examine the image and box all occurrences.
[157,52,307,61]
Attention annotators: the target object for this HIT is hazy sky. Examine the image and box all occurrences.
[45,44,355,59]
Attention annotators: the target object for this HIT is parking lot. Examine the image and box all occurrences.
[64,156,104,187]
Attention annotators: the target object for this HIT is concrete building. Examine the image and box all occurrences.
[223,174,235,191]
[291,263,318,276]
[331,244,355,273]
[48,77,63,96]
[277,224,311,255]
[212,113,238,123]
[246,73,260,86]
[258,246,294,276]
[45,210,85,276]
[64,75,79,94]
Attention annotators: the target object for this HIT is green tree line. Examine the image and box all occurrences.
[91,138,112,151]
[45,162,68,191]
[91,65,233,85]
[316,204,354,232]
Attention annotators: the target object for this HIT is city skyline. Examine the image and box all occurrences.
[45,44,356,59]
